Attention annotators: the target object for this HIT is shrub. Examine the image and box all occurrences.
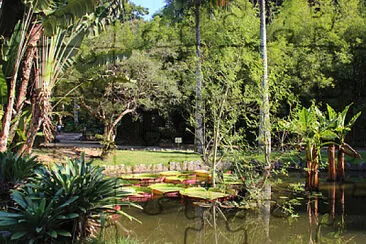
[0,187,78,243]
[0,154,138,242]
[0,151,41,200]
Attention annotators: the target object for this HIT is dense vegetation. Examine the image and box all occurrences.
[0,0,365,153]
[0,0,365,242]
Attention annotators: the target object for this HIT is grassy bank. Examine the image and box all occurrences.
[93,150,201,166]
[33,148,201,166]
[34,147,365,168]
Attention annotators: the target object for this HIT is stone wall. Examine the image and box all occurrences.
[102,160,210,176]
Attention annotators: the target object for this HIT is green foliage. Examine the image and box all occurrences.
[0,151,41,196]
[0,186,78,242]
[42,0,96,35]
[31,154,138,238]
[280,104,338,150]
[326,103,361,144]
[72,22,181,154]
[0,154,138,242]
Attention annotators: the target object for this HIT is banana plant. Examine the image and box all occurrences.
[326,104,361,182]
[282,104,337,191]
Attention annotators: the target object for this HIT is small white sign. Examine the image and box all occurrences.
[175,137,182,144]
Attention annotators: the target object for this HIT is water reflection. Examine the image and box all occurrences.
[106,181,366,243]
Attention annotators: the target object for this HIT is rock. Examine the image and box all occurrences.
[169,162,176,171]
[175,163,182,171]
[126,166,132,174]
[183,162,188,171]
[188,161,195,171]
[163,165,169,171]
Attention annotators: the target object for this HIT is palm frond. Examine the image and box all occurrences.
[43,0,96,36]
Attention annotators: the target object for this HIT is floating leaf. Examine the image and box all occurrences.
[180,187,229,201]
[149,183,185,194]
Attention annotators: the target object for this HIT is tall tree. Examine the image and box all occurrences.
[259,0,271,166]
[167,0,230,153]
[194,0,204,154]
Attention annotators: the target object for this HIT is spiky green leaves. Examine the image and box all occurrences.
[42,0,96,36]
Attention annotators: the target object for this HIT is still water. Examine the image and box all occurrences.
[108,179,366,244]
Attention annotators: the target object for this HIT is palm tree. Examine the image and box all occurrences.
[169,0,230,153]
[0,0,126,153]
[0,0,97,152]
[259,0,271,167]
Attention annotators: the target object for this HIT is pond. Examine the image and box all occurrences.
[106,178,366,244]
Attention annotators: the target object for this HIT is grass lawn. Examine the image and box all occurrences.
[93,150,202,166]
[33,147,365,169]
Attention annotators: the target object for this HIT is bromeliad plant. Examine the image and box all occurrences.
[0,154,139,243]
[0,151,41,200]
[0,187,79,243]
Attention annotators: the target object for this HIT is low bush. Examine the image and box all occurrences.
[0,154,138,243]
[0,151,41,201]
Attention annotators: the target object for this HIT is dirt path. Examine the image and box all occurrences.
[34,133,103,164]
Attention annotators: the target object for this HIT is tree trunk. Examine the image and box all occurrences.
[337,145,345,182]
[18,88,42,155]
[306,146,318,191]
[194,0,203,154]
[74,99,79,124]
[305,148,312,191]
[327,144,336,182]
[101,124,116,158]
[312,147,319,191]
[0,24,42,152]
[259,0,271,165]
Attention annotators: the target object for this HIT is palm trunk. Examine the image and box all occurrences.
[337,145,345,182]
[327,144,336,181]
[259,0,271,165]
[0,23,42,152]
[18,88,42,155]
[194,0,203,154]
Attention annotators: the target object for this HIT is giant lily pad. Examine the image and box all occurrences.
[179,187,230,201]
[121,186,152,202]
[121,173,159,180]
[121,173,164,186]
[149,183,186,196]
[194,170,210,178]
[159,171,182,177]
[164,174,197,184]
